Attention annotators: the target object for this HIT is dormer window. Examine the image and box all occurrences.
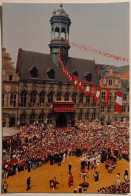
[84,72,92,82]
[72,70,78,77]
[9,75,13,81]
[47,68,55,79]
[29,66,38,78]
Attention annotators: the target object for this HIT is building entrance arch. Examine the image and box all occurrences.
[10,117,15,127]
[56,113,67,127]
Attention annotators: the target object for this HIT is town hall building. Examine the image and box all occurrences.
[2,4,129,127]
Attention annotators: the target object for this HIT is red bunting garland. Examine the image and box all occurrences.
[66,40,129,62]
[59,46,123,113]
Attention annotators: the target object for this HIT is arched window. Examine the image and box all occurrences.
[21,90,27,107]
[100,116,105,126]
[39,91,45,105]
[2,93,4,107]
[65,92,69,101]
[10,94,16,107]
[55,27,60,38]
[92,113,96,120]
[72,93,76,104]
[57,92,61,101]
[30,113,35,124]
[48,113,52,124]
[86,95,90,106]
[39,113,44,124]
[79,93,83,104]
[30,90,36,105]
[61,27,66,39]
[85,113,89,120]
[48,92,53,103]
[78,113,82,120]
[20,113,26,125]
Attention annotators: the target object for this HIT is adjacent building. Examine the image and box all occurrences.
[99,66,129,125]
[2,48,19,127]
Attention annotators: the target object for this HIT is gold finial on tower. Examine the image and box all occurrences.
[60,3,63,9]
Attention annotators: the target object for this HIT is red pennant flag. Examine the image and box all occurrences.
[94,86,102,103]
[73,75,77,81]
[85,82,90,97]
[115,91,123,113]
[67,72,70,81]
[98,51,102,55]
[69,74,73,83]
[79,81,85,93]
[105,88,110,107]
[74,78,79,88]
[63,67,67,75]
[78,80,82,92]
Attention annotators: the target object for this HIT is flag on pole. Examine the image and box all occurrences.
[115,91,123,113]
[94,86,102,103]
[105,88,110,107]
[85,82,90,97]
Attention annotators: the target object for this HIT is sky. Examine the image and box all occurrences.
[2,2,129,67]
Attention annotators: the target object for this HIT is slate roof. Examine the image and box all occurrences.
[121,79,129,93]
[114,65,129,74]
[98,64,129,77]
[16,49,99,85]
[66,57,99,85]
[16,50,67,82]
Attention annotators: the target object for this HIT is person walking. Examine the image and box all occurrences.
[78,186,82,193]
[68,163,72,174]
[52,177,59,190]
[116,173,120,185]
[94,171,98,184]
[68,174,73,187]
[87,159,90,170]
[27,177,31,191]
[96,171,99,184]
[3,181,8,193]
[73,188,77,193]
[124,169,128,182]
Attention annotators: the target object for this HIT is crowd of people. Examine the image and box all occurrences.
[97,180,130,193]
[2,119,129,193]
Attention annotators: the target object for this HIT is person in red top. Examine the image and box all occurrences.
[68,174,73,187]
[52,177,59,189]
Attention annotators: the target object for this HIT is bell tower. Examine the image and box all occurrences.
[49,4,71,67]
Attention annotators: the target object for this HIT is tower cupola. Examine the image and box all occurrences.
[49,4,71,67]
